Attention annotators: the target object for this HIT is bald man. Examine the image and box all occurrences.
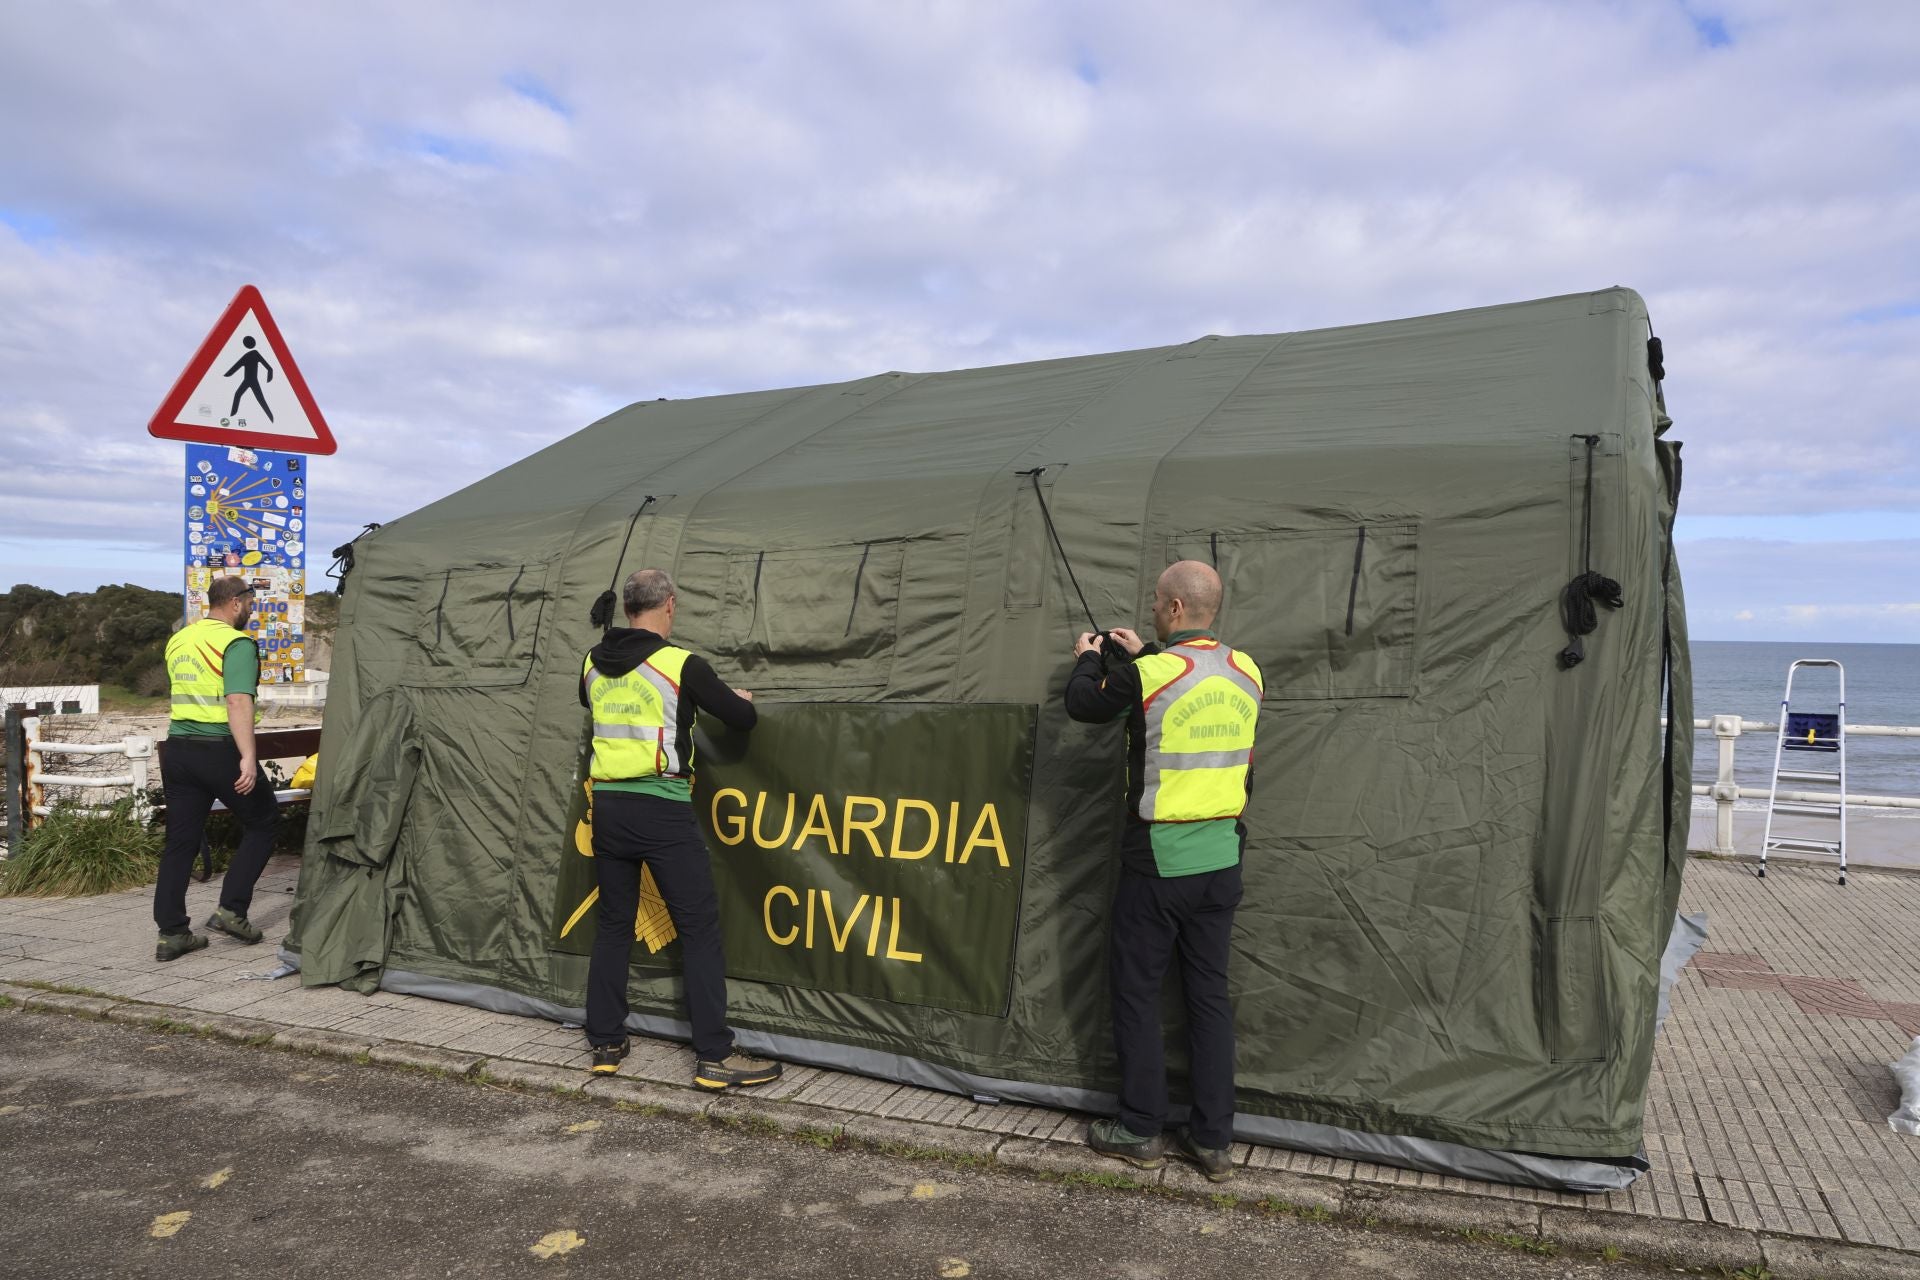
[1064,560,1265,1182]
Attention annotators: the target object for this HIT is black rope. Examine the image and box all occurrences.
[433,568,451,647]
[1345,526,1366,637]
[325,522,381,594]
[1209,532,1219,569]
[589,497,655,629]
[752,550,765,623]
[845,543,871,636]
[1558,436,1624,669]
[504,565,523,643]
[1024,469,1100,633]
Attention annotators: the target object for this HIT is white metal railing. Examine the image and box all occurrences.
[20,716,310,827]
[1685,716,1920,856]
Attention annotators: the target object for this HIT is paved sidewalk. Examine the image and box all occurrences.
[3,854,1918,1277]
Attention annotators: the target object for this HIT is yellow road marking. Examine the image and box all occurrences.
[0,1105,23,1116]
[564,1120,601,1134]
[529,1229,585,1259]
[938,1259,971,1278]
[202,1167,233,1190]
[149,1211,191,1239]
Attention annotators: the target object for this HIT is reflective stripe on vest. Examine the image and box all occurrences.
[583,646,694,781]
[164,618,250,724]
[1136,639,1264,823]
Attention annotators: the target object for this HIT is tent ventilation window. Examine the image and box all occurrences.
[1168,523,1417,700]
[1558,436,1623,670]
[701,541,907,691]
[405,561,553,689]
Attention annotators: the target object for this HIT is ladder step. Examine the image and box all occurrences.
[1767,838,1842,853]
[1771,802,1843,817]
[1777,770,1842,783]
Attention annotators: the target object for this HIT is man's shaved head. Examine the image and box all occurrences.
[1158,560,1222,624]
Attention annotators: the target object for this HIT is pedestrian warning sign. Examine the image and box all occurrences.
[148,285,337,455]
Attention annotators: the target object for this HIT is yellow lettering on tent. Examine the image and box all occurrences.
[822,892,871,951]
[794,794,840,854]
[866,896,885,956]
[958,804,1009,867]
[764,885,799,945]
[711,788,749,846]
[842,796,887,857]
[753,792,795,849]
[887,899,923,963]
[888,798,939,860]
[944,801,960,862]
[804,887,817,949]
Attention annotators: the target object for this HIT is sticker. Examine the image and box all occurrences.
[198,460,214,474]
[188,532,203,545]
[271,477,283,489]
[227,447,257,467]
[263,462,274,472]
[275,495,288,508]
[188,522,204,533]
[289,519,303,532]
[245,538,259,551]
[190,483,206,497]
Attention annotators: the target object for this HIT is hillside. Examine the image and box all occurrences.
[0,584,338,702]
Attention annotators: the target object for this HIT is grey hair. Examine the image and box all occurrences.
[622,568,675,616]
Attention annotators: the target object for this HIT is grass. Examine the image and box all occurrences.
[97,683,168,715]
[0,798,161,897]
[1255,1197,1335,1222]
[1453,1227,1558,1257]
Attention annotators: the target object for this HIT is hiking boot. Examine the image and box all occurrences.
[1175,1126,1235,1182]
[155,931,209,963]
[589,1039,630,1075]
[204,907,263,945]
[693,1051,783,1091]
[1088,1118,1167,1169]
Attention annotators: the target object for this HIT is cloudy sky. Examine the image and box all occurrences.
[1,0,1915,640]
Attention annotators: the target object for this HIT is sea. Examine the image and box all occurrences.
[1687,641,1920,803]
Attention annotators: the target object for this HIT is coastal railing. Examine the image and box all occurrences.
[1689,717,1920,856]
[2,711,314,851]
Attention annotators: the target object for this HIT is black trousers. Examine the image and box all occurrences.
[586,791,733,1061]
[154,736,278,934]
[1109,862,1242,1148]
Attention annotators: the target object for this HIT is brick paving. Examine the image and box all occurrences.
[2,854,1918,1262]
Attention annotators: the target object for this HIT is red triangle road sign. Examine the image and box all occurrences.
[148,285,337,455]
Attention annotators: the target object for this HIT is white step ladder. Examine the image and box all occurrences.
[1758,658,1848,885]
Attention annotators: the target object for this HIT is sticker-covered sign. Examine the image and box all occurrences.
[183,442,310,685]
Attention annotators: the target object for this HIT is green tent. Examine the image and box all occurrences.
[288,286,1693,1191]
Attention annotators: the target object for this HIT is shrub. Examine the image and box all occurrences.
[1,798,162,897]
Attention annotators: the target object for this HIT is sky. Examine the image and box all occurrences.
[0,0,1916,641]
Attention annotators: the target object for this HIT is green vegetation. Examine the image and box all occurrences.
[0,583,338,698]
[0,798,160,897]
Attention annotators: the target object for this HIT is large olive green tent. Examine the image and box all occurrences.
[287,286,1693,1191]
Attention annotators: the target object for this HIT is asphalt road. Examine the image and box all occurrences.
[0,1011,1684,1279]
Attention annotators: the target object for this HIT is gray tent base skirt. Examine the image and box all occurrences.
[277,915,1703,1196]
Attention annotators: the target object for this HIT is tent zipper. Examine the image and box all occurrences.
[1345,527,1366,637]
[1020,468,1101,634]
[504,566,523,644]
[845,543,871,636]
[433,569,451,647]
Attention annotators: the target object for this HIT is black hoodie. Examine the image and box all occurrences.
[579,628,757,777]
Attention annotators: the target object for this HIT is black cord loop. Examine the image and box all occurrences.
[1559,436,1624,669]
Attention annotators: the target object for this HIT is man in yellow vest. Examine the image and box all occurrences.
[1065,560,1262,1182]
[154,576,278,961]
[579,568,782,1089]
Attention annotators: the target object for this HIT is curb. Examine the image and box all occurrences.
[4,979,1916,1279]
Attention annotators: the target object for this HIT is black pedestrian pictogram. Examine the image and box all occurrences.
[225,336,275,422]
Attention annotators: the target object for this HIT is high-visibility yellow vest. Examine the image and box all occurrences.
[1135,639,1264,822]
[164,618,254,724]
[583,646,693,781]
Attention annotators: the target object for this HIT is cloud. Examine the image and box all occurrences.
[0,1,1915,636]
